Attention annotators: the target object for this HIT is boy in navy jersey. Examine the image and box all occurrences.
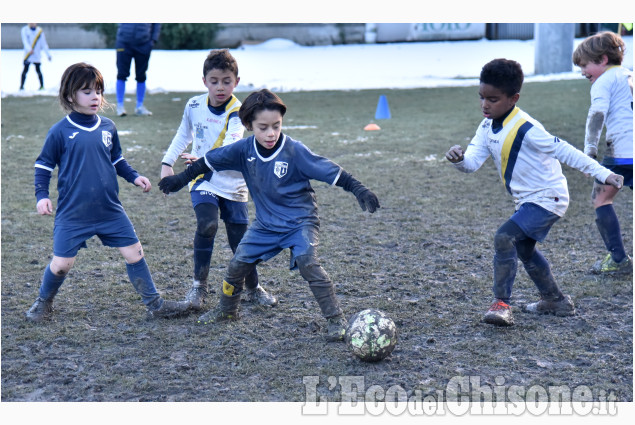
[27,62,190,322]
[161,50,275,312]
[573,32,633,274]
[159,89,380,341]
[446,59,623,326]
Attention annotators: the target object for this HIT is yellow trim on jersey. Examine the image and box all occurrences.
[24,28,43,61]
[188,95,241,190]
[500,108,526,185]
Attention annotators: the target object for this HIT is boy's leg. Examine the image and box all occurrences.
[222,198,276,306]
[20,61,30,89]
[26,256,76,322]
[296,254,346,341]
[187,203,219,310]
[34,63,43,88]
[594,201,627,264]
[115,46,132,115]
[120,243,190,318]
[133,49,152,115]
[197,256,254,324]
[492,220,521,303]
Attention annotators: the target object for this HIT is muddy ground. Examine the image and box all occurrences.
[1,84,632,410]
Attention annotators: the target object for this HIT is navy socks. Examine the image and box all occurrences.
[595,204,626,262]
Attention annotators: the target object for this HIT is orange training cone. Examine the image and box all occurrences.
[364,123,381,131]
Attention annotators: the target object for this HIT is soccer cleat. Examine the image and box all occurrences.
[117,105,127,116]
[483,300,514,326]
[591,254,632,274]
[146,299,192,319]
[196,307,239,325]
[185,284,208,311]
[25,297,54,322]
[524,294,575,317]
[325,315,347,342]
[135,105,153,116]
[244,285,278,307]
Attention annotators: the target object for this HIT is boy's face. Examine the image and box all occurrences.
[252,109,283,150]
[578,55,609,84]
[478,83,519,120]
[203,68,240,107]
[71,85,102,115]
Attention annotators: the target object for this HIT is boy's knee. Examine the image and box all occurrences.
[50,257,75,276]
[197,218,219,238]
[296,255,330,284]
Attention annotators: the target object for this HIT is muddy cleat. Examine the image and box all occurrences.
[524,294,575,317]
[591,254,632,275]
[483,300,514,326]
[326,315,347,342]
[245,285,278,307]
[197,307,239,325]
[185,284,208,311]
[146,299,192,319]
[117,105,127,117]
[135,105,153,116]
[25,297,54,322]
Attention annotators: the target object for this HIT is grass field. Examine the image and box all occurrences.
[1,81,632,409]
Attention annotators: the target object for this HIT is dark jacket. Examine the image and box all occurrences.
[116,24,161,47]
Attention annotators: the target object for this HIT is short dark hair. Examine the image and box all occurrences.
[203,49,239,78]
[58,62,107,112]
[480,59,524,97]
[239,89,287,130]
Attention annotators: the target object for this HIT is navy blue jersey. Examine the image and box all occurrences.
[34,113,132,224]
[203,134,342,232]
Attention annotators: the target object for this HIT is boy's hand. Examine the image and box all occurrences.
[159,174,190,194]
[36,198,53,215]
[134,176,152,192]
[160,164,174,179]
[180,153,199,165]
[445,145,464,163]
[356,189,380,213]
[606,173,624,190]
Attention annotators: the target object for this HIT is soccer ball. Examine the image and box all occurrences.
[345,309,398,362]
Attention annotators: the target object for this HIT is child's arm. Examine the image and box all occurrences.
[34,167,53,215]
[159,157,211,194]
[161,103,194,178]
[335,170,380,213]
[584,80,612,158]
[445,145,464,163]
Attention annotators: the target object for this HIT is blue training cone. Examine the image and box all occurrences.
[375,95,391,120]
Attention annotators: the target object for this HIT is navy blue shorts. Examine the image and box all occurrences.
[595,163,633,188]
[509,202,560,242]
[53,214,139,258]
[190,190,249,224]
[233,221,320,270]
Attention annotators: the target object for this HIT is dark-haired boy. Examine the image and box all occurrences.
[161,49,276,312]
[445,58,624,326]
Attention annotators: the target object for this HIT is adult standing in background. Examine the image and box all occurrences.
[115,23,161,116]
[20,23,52,91]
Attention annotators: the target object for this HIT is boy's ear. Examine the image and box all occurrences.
[511,93,520,104]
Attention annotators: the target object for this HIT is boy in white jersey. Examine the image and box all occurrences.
[161,50,276,312]
[446,59,624,326]
[573,31,633,274]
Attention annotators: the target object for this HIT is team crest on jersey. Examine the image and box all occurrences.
[102,131,112,148]
[274,161,288,178]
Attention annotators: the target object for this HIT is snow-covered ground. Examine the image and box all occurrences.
[2,36,632,97]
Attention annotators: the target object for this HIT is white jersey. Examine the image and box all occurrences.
[454,106,613,217]
[21,25,50,63]
[585,65,633,163]
[162,93,247,202]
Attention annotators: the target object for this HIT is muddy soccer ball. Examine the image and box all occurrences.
[345,309,397,362]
